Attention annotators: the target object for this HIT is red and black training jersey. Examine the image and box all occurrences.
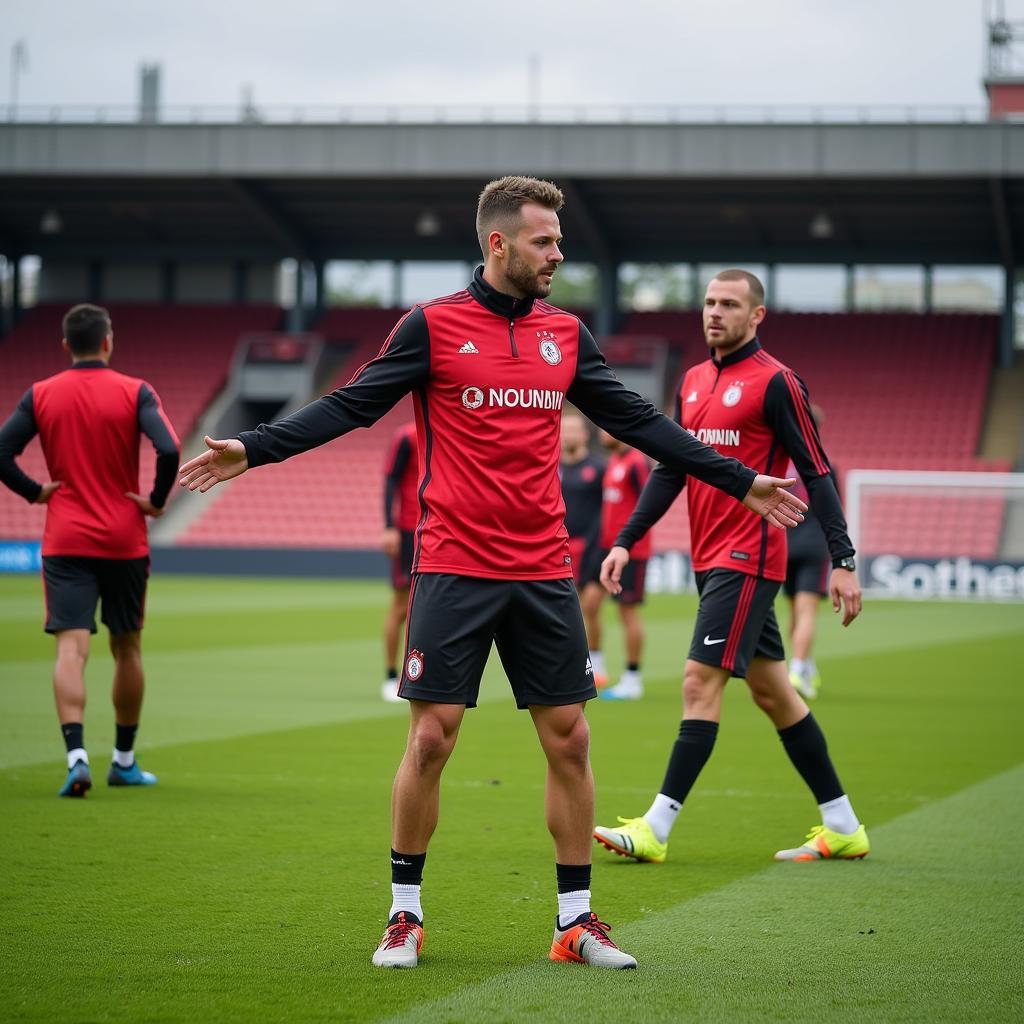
[0,361,180,559]
[238,268,758,581]
[560,452,604,543]
[600,449,651,558]
[383,421,419,532]
[615,337,854,582]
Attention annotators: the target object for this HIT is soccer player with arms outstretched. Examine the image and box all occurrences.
[179,181,806,970]
[595,270,868,866]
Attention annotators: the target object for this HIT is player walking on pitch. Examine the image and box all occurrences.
[380,420,418,703]
[595,270,868,866]
[179,180,807,969]
[0,304,180,797]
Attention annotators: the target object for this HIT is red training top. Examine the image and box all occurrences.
[600,449,651,559]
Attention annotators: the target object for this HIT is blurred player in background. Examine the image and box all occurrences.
[595,270,868,866]
[783,404,832,700]
[0,304,179,797]
[558,410,605,681]
[179,179,806,971]
[583,432,651,700]
[380,420,418,702]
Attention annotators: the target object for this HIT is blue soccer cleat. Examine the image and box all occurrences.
[59,760,92,798]
[107,761,158,787]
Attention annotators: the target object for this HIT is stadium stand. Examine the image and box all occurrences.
[178,308,413,548]
[0,302,282,542]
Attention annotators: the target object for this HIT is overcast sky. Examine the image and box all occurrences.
[3,0,1017,114]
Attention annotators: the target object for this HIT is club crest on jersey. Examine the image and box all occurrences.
[462,386,484,410]
[722,381,744,407]
[538,332,562,365]
[405,649,424,681]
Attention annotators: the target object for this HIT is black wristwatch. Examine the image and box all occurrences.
[833,556,856,572]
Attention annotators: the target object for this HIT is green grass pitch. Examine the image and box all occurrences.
[1,574,1022,1023]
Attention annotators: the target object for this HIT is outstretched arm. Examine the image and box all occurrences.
[567,323,805,528]
[180,307,430,493]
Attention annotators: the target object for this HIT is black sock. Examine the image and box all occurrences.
[390,849,426,886]
[659,719,719,804]
[627,662,640,673]
[555,862,591,894]
[115,723,138,756]
[386,667,397,681]
[61,722,84,753]
[778,713,843,804]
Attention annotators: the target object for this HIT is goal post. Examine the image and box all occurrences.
[845,469,1024,600]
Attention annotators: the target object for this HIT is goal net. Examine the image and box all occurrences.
[845,470,1024,600]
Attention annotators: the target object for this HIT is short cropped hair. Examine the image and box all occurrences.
[712,269,765,307]
[63,304,111,356]
[476,175,564,257]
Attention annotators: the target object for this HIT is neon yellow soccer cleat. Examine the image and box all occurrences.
[774,824,870,861]
[594,816,668,864]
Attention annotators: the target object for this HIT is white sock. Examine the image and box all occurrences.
[790,658,806,677]
[806,659,818,678]
[557,889,591,928]
[643,792,682,843]
[819,794,860,835]
[112,747,134,768]
[66,748,88,769]
[618,669,642,686]
[589,650,606,676]
[389,883,423,922]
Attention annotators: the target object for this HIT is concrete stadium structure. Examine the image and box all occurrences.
[2,117,1023,361]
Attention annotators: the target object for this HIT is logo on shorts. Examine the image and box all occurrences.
[405,649,424,681]
[703,635,727,646]
[462,387,484,410]
[585,658,593,675]
[538,332,562,365]
[722,381,744,407]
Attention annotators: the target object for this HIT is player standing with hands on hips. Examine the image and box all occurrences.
[595,270,868,866]
[179,180,807,971]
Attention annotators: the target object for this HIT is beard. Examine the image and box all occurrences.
[506,243,553,298]
[704,320,748,348]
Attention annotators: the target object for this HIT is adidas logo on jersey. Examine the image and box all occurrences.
[686,390,698,403]
[459,340,479,354]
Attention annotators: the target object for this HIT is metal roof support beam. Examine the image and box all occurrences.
[224,179,311,259]
[989,177,1015,268]
[561,179,620,336]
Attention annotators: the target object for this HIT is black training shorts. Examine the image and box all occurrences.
[399,573,596,709]
[783,551,830,599]
[42,556,150,636]
[391,530,415,591]
[688,568,785,678]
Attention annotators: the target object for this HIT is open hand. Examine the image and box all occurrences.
[178,436,249,493]
[741,475,807,528]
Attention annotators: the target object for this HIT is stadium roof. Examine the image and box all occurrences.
[2,121,1024,265]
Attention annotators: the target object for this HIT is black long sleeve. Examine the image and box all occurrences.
[137,384,181,509]
[240,308,429,468]
[0,388,43,503]
[763,371,854,562]
[383,434,412,528]
[567,323,755,501]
